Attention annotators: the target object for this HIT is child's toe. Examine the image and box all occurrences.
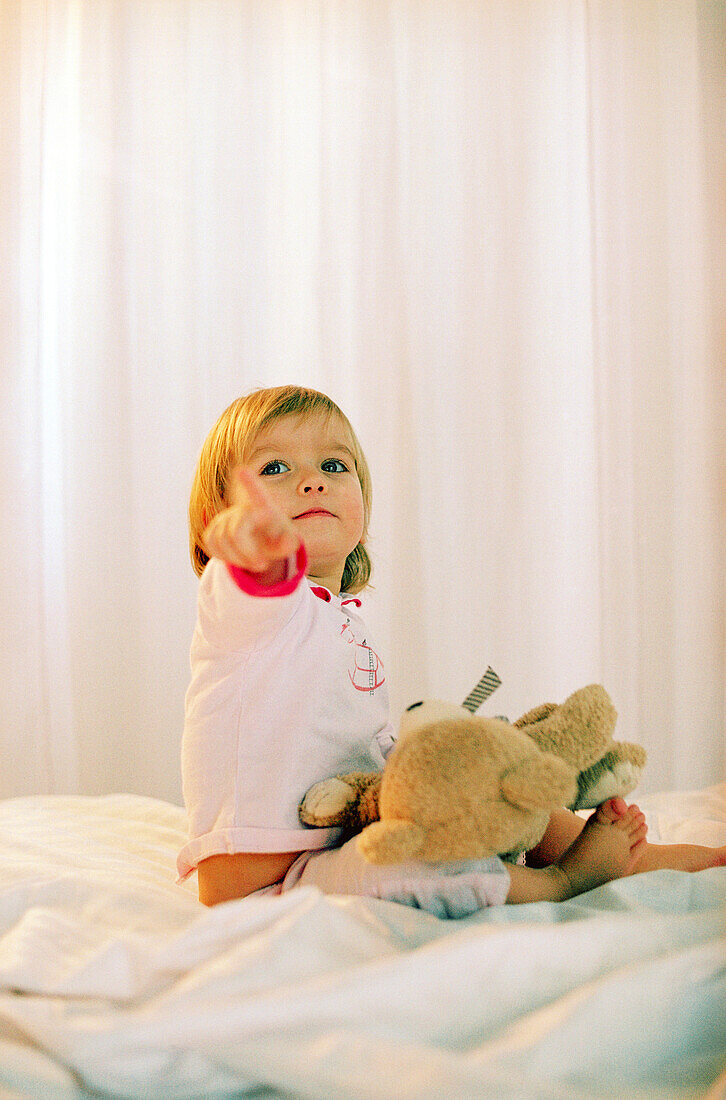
[594,798,625,825]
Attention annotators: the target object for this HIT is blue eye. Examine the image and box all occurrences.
[260,460,290,476]
[322,459,348,473]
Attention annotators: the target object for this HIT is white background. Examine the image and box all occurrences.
[1,1,724,803]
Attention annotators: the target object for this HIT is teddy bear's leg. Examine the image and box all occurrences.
[299,772,381,830]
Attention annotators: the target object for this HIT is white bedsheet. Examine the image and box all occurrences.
[0,787,724,1100]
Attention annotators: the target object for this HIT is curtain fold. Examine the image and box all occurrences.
[586,0,725,788]
[1,0,723,803]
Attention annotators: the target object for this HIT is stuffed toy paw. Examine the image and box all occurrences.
[299,772,380,833]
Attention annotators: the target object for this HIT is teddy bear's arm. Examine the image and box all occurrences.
[299,772,381,830]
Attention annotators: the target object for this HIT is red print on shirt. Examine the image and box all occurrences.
[340,620,385,694]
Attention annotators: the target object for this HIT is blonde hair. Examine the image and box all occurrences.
[189,385,373,594]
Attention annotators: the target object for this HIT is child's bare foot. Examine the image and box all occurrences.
[599,796,726,874]
[555,799,648,898]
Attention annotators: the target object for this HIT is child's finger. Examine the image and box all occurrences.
[203,488,299,570]
[238,481,299,551]
[204,513,242,562]
[237,470,292,537]
[218,524,271,572]
[262,528,300,558]
[201,512,226,557]
[229,510,298,569]
[236,468,274,511]
[252,514,299,560]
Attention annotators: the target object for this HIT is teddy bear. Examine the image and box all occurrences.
[298,676,647,865]
[512,684,647,811]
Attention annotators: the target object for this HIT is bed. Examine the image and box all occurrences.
[0,786,724,1100]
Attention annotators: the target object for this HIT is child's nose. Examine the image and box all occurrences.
[300,471,326,493]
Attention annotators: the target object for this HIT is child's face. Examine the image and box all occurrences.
[227,412,365,590]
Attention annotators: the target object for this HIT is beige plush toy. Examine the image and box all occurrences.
[299,676,647,865]
[513,684,647,811]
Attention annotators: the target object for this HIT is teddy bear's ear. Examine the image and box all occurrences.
[501,753,577,812]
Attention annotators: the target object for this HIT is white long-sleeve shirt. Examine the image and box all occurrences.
[177,548,395,880]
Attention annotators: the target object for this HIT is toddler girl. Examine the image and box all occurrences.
[177,385,708,916]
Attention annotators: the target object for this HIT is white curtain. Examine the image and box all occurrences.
[2,0,723,805]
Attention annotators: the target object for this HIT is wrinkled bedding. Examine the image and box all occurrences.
[0,786,724,1099]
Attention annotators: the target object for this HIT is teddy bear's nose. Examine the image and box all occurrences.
[405,701,424,712]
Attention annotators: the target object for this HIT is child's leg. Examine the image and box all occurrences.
[525,806,587,867]
[628,840,726,873]
[507,800,647,903]
[284,836,512,918]
[528,802,726,874]
[285,801,645,914]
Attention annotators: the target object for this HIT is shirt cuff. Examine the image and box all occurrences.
[226,543,308,597]
[176,820,342,882]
